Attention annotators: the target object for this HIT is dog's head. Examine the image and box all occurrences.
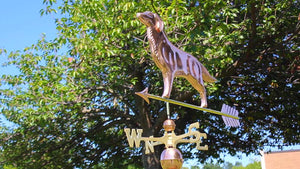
[136,11,164,33]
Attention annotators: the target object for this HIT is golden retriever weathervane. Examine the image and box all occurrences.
[124,11,241,169]
[135,11,240,125]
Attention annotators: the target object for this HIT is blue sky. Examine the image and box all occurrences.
[0,1,57,51]
[0,1,299,168]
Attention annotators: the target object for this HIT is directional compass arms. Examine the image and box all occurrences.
[124,122,208,154]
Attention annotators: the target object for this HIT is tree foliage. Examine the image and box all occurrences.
[202,163,222,169]
[232,161,261,169]
[0,0,299,168]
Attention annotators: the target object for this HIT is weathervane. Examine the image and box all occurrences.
[124,11,241,169]
[125,119,208,169]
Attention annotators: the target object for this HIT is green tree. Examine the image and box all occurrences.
[191,166,201,169]
[203,163,222,169]
[232,161,261,169]
[0,0,299,169]
[224,162,234,169]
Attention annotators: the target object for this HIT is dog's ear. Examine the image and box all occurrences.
[154,13,164,33]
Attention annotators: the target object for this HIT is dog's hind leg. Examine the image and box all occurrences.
[186,76,207,108]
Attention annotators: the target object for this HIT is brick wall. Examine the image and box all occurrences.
[261,150,300,169]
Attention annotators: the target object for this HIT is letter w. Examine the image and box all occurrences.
[124,128,143,148]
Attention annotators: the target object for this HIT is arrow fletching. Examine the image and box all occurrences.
[221,104,240,127]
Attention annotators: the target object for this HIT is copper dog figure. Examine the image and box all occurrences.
[137,11,216,108]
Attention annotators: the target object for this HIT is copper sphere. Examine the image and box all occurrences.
[163,119,176,132]
[160,148,183,169]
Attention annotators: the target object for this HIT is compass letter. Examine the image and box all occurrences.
[124,128,143,148]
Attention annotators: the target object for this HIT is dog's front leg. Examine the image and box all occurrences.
[162,72,174,98]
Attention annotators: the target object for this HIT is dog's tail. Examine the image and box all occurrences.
[201,64,217,83]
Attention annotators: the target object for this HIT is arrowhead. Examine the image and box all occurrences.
[135,87,150,104]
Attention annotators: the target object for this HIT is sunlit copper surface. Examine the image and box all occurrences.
[160,148,183,169]
[137,11,217,108]
[163,119,176,132]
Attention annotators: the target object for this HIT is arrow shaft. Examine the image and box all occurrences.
[145,93,239,120]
